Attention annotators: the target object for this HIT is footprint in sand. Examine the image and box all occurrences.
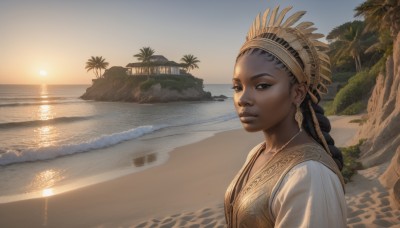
[204,221,217,228]
[181,214,195,222]
[201,218,214,225]
[198,210,214,218]
[349,209,366,217]
[373,219,393,227]
[350,224,367,228]
[135,221,148,228]
[379,198,390,207]
[347,217,362,224]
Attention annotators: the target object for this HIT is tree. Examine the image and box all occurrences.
[85,56,109,78]
[134,47,155,75]
[327,21,375,72]
[355,0,400,37]
[180,54,200,73]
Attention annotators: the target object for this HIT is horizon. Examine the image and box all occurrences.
[1,0,364,85]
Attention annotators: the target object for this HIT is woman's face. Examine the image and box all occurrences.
[232,52,295,132]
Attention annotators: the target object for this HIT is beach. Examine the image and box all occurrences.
[1,114,398,227]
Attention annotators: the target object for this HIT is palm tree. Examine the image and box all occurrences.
[134,47,155,75]
[85,56,109,78]
[355,0,400,37]
[327,21,373,72]
[180,54,200,73]
[134,47,155,62]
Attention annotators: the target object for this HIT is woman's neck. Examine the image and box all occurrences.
[262,115,305,153]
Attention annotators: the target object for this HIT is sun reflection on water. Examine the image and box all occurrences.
[28,169,65,197]
[42,188,54,197]
[37,104,54,120]
[34,125,55,147]
[35,91,58,146]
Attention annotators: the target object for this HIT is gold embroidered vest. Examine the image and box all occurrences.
[224,142,345,228]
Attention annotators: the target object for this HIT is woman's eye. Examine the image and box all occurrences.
[255,83,271,90]
[231,85,242,92]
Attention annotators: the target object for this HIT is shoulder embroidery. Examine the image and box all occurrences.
[240,144,322,196]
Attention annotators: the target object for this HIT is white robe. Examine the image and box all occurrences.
[271,160,347,228]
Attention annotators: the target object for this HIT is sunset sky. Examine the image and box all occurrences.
[1,0,364,85]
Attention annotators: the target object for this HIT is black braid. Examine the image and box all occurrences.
[236,47,344,170]
[301,93,343,170]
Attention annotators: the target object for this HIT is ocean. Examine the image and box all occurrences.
[0,84,241,203]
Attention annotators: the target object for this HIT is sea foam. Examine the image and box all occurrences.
[0,125,167,166]
[0,116,93,129]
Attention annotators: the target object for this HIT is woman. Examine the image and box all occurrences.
[224,6,347,228]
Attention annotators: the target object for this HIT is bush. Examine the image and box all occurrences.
[330,69,377,114]
[332,72,355,83]
[349,116,368,125]
[332,71,377,114]
[138,75,204,92]
[340,139,365,183]
[320,101,334,116]
[340,100,367,115]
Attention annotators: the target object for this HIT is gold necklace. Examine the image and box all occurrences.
[227,128,304,226]
[263,128,303,155]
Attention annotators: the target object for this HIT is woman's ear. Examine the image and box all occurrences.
[291,82,307,105]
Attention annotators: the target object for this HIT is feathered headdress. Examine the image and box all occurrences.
[239,5,332,105]
[238,5,333,156]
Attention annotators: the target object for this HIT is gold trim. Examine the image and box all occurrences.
[240,38,308,84]
[238,5,332,104]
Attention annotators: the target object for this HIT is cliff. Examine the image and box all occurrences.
[80,68,212,103]
[352,32,400,206]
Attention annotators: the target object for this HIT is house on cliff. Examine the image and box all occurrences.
[126,55,186,75]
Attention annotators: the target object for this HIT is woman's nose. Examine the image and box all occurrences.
[237,89,253,107]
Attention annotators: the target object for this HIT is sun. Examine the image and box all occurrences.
[39,70,48,77]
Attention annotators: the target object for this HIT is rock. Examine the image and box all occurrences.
[212,95,228,102]
[80,75,213,103]
[354,32,400,166]
[379,147,400,208]
[353,32,400,206]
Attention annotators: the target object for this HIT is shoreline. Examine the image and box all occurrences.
[0,128,264,227]
[3,114,397,228]
[0,118,240,202]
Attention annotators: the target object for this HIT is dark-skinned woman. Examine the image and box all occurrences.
[224,6,347,228]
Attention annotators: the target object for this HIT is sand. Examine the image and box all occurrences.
[0,114,399,227]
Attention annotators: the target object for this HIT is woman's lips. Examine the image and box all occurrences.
[239,111,258,123]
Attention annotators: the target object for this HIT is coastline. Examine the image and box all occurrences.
[1,114,398,227]
[0,128,264,227]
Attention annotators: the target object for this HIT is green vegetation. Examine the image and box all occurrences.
[324,0,400,115]
[327,21,377,72]
[139,75,204,92]
[85,56,109,78]
[349,117,368,125]
[332,72,355,83]
[340,100,367,115]
[133,47,155,75]
[355,0,400,38]
[134,47,155,63]
[180,54,200,73]
[340,139,366,183]
[325,57,385,115]
[101,66,204,93]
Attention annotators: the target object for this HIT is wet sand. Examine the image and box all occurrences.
[1,114,398,227]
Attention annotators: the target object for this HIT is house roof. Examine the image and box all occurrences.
[149,55,168,62]
[127,54,187,67]
[126,60,186,68]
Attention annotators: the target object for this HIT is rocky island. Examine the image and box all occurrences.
[81,50,224,103]
[80,66,213,103]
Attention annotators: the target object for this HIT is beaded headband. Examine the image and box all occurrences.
[238,5,332,105]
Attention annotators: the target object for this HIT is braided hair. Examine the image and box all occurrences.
[236,46,344,171]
